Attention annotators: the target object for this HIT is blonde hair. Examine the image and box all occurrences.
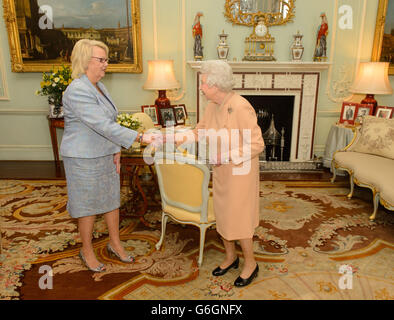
[70,39,109,79]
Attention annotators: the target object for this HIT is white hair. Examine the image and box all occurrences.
[200,60,234,92]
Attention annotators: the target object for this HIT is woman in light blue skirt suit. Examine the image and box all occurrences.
[60,39,152,272]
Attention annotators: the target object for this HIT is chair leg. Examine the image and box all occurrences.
[197,225,209,267]
[347,174,354,199]
[330,162,337,183]
[155,213,168,250]
[369,192,380,221]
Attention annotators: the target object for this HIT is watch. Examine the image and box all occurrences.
[137,132,143,143]
[255,21,267,37]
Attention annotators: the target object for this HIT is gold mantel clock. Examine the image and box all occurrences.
[243,18,276,61]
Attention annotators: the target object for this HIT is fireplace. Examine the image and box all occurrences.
[188,61,330,165]
[243,95,295,162]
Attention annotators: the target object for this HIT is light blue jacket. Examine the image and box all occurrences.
[60,74,136,158]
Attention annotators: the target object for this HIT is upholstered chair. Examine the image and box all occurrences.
[131,112,155,131]
[154,152,216,267]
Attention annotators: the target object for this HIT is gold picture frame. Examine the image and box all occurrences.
[371,0,393,75]
[2,0,142,73]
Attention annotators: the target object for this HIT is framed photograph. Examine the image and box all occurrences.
[355,103,374,123]
[371,0,394,75]
[339,102,358,125]
[141,105,159,125]
[160,107,176,127]
[375,106,393,119]
[2,0,142,73]
[173,104,188,125]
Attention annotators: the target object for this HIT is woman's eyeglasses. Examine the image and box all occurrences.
[92,56,109,63]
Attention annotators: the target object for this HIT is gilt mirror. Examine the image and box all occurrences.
[224,0,296,26]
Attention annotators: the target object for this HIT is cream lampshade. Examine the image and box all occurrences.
[143,60,179,126]
[349,62,393,114]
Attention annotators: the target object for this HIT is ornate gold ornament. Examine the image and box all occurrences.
[224,1,296,62]
[224,0,296,27]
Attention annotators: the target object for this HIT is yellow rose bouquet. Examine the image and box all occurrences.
[36,65,72,107]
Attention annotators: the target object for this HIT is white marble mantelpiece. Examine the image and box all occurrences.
[187,61,331,72]
[187,61,331,162]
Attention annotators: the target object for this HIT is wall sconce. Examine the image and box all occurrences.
[143,60,180,126]
[349,62,392,114]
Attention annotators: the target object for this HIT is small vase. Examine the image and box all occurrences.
[217,31,229,60]
[291,31,304,61]
[49,103,64,118]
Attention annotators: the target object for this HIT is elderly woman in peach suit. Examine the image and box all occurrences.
[176,60,265,287]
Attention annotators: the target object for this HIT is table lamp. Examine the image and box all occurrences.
[143,60,180,126]
[349,62,392,114]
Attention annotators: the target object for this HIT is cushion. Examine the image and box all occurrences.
[352,115,394,160]
[163,196,216,224]
[352,154,394,193]
[333,151,361,172]
[335,151,394,206]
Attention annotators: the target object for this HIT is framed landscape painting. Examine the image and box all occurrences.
[2,0,142,73]
[371,0,394,75]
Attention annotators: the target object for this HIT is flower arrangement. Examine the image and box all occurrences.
[35,65,72,107]
[116,113,141,130]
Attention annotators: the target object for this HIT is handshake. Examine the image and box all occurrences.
[137,129,188,147]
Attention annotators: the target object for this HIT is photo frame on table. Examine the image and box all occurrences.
[141,105,159,125]
[375,106,393,119]
[173,104,188,125]
[355,103,374,123]
[339,102,358,125]
[2,0,142,73]
[160,107,176,127]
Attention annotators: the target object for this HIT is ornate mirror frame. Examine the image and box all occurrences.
[224,0,296,27]
[371,0,393,75]
[2,0,142,73]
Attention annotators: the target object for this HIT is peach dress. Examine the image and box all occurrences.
[194,92,265,240]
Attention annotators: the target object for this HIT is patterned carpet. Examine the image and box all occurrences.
[0,179,393,300]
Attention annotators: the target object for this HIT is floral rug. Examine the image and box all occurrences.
[0,179,393,300]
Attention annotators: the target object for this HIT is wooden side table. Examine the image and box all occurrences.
[47,116,64,163]
[120,149,159,226]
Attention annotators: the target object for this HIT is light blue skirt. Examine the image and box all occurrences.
[63,155,120,218]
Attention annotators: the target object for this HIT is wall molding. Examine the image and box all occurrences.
[316,110,341,117]
[0,108,48,115]
[325,0,367,102]
[153,0,186,103]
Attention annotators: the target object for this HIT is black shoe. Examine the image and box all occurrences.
[212,257,239,276]
[234,264,259,287]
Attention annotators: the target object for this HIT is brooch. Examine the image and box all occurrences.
[228,107,233,114]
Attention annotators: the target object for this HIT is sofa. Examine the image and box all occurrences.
[331,115,394,221]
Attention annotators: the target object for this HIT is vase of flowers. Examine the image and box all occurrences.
[36,65,72,118]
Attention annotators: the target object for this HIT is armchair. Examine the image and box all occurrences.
[154,153,216,267]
